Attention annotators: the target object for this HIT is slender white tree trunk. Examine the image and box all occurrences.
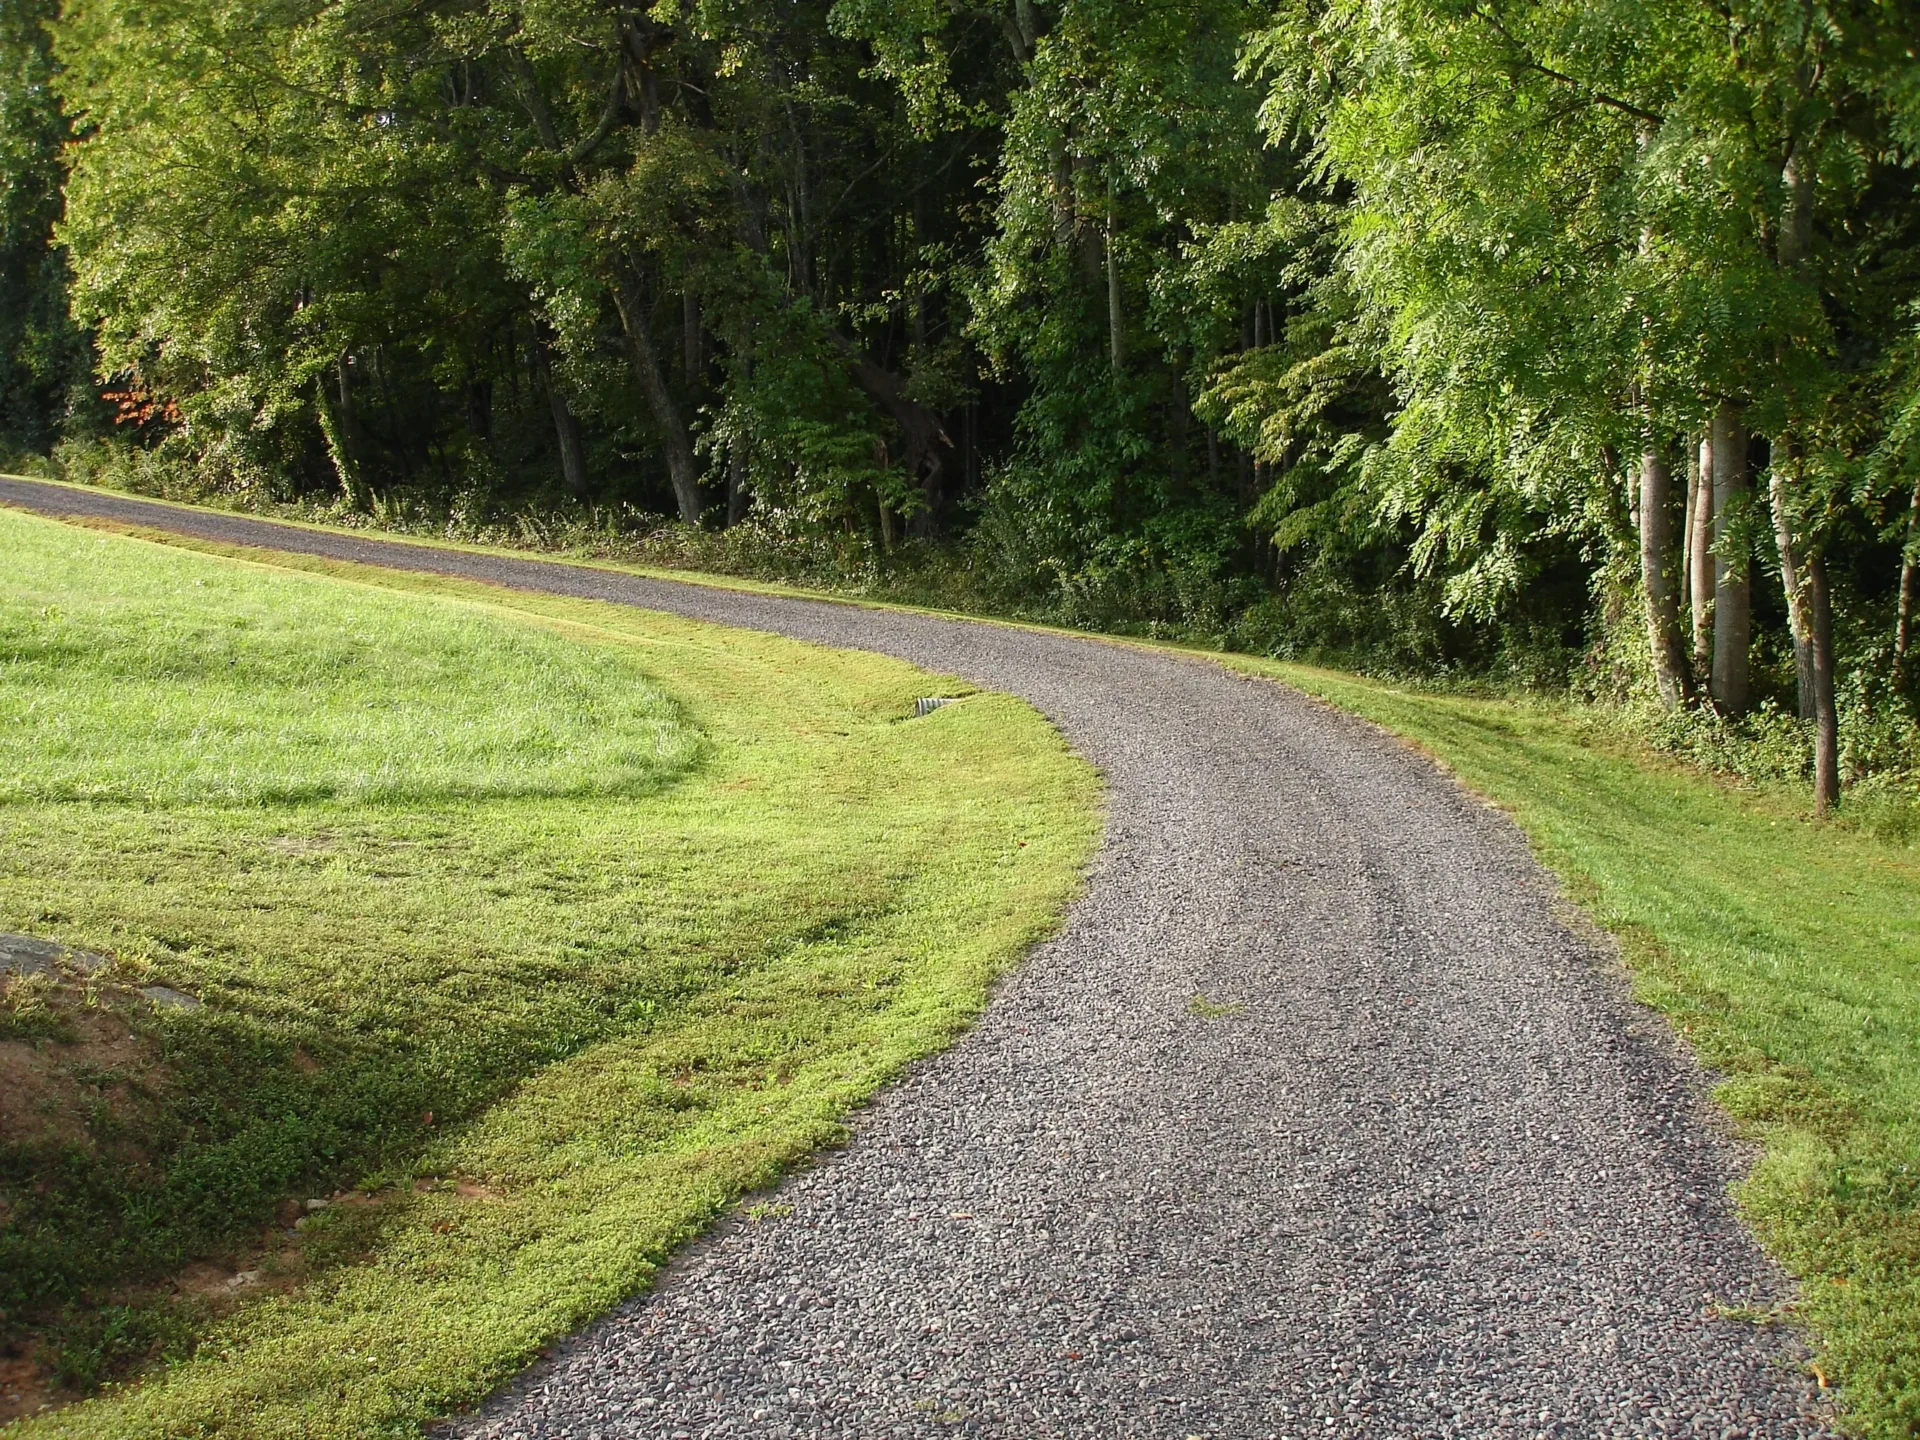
[1709,401,1751,714]
[1689,431,1715,680]
[1806,552,1839,816]
[1769,467,1817,719]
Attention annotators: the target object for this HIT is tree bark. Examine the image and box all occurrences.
[1639,442,1690,706]
[833,334,951,493]
[533,334,590,499]
[1806,550,1840,815]
[1768,466,1817,719]
[1893,475,1919,698]
[1779,138,1815,269]
[727,440,750,526]
[1682,435,1699,648]
[1689,431,1715,679]
[1106,212,1124,371]
[1774,131,1839,808]
[611,272,703,524]
[315,353,369,511]
[1709,400,1751,714]
[683,291,702,383]
[465,378,493,441]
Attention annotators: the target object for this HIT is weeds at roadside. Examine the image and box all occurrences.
[1186,994,1242,1019]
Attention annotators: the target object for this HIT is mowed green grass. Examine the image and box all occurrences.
[1218,656,1920,1437]
[0,509,1101,1439]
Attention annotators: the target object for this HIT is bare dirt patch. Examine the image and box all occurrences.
[0,1349,67,1426]
[0,977,164,1151]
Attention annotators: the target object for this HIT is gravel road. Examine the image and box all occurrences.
[2,477,1831,1439]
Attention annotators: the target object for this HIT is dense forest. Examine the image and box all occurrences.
[3,0,1918,806]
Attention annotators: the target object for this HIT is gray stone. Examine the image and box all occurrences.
[0,933,63,978]
[140,984,202,1010]
[0,932,106,978]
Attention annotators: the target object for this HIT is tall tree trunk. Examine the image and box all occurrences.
[727,440,750,526]
[1681,435,1696,581]
[1105,213,1124,371]
[465,378,493,440]
[683,291,702,383]
[1689,431,1715,679]
[1892,472,1920,698]
[315,353,369,511]
[1639,442,1690,706]
[1774,133,1838,806]
[834,335,950,493]
[1806,550,1839,815]
[533,334,590,499]
[1769,466,1817,719]
[1709,400,1751,714]
[1682,435,1699,657]
[611,272,702,525]
[1013,0,1037,52]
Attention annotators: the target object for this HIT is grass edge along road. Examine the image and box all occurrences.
[1216,657,1920,1439]
[0,510,1101,1440]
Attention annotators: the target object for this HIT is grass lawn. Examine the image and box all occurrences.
[1217,657,1920,1438]
[0,508,1101,1439]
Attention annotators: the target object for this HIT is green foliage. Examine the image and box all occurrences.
[8,0,1917,744]
[43,1302,209,1395]
[48,0,1004,531]
[0,508,1099,1436]
[0,0,92,458]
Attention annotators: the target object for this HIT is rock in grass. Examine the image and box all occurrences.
[140,984,202,1010]
[0,932,107,977]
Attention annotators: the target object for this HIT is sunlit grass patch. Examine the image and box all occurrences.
[1,521,697,806]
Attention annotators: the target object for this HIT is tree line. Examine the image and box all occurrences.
[3,0,1918,805]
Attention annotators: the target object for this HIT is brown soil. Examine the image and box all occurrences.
[0,976,166,1154]
[0,1350,69,1425]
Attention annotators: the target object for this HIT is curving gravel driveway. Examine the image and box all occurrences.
[1,477,1830,1439]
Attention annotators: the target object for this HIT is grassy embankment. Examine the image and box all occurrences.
[0,507,1100,1439]
[1217,656,1920,1438]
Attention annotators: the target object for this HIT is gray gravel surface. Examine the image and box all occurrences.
[1,478,1831,1439]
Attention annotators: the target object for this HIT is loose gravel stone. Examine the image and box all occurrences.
[0,478,1833,1438]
